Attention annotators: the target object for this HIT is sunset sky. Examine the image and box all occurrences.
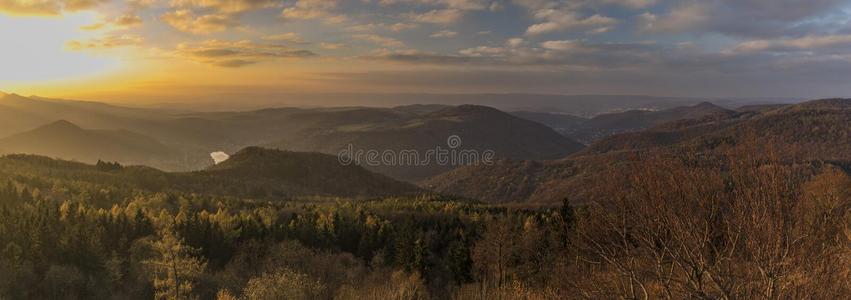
[2,0,851,104]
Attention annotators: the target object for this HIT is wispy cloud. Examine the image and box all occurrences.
[409,8,463,24]
[170,0,279,14]
[353,34,406,48]
[161,10,238,34]
[281,0,347,23]
[0,0,107,15]
[262,32,306,44]
[6,0,851,97]
[176,40,316,67]
[734,34,851,53]
[81,14,143,31]
[66,34,144,50]
[430,30,458,38]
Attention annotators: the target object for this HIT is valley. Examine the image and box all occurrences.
[0,92,848,300]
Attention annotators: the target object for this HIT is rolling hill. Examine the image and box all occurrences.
[0,120,177,167]
[0,93,180,137]
[510,111,588,132]
[195,147,423,198]
[144,92,796,117]
[0,147,423,199]
[261,105,585,181]
[559,102,736,144]
[0,94,586,180]
[425,98,851,203]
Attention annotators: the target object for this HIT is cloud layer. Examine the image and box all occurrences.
[177,40,316,67]
[4,0,851,97]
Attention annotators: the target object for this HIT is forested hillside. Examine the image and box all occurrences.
[0,147,422,201]
[257,104,584,180]
[0,96,847,300]
[513,102,736,144]
[0,145,847,299]
[5,0,850,297]
[427,98,851,203]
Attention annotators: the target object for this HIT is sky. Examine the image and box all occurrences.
[1,0,851,104]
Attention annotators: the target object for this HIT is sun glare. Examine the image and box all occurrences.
[0,12,118,85]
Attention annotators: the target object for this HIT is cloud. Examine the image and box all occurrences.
[127,0,157,9]
[381,0,490,24]
[63,0,105,10]
[281,0,347,23]
[5,0,849,99]
[637,0,850,38]
[458,46,507,57]
[365,49,480,64]
[389,22,419,31]
[0,0,60,15]
[600,0,657,9]
[526,12,617,35]
[734,34,851,53]
[115,14,143,26]
[430,30,458,38]
[506,37,524,47]
[322,56,851,96]
[409,8,463,24]
[379,0,490,10]
[346,22,418,32]
[442,0,490,10]
[636,2,710,34]
[353,34,406,48]
[80,23,107,31]
[366,40,703,72]
[161,9,238,34]
[512,1,618,35]
[176,40,316,67]
[81,13,143,31]
[725,0,846,22]
[320,42,346,49]
[540,40,579,51]
[0,0,107,15]
[66,34,144,50]
[342,34,851,97]
[170,0,279,14]
[262,32,305,44]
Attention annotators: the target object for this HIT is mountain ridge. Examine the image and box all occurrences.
[425,98,851,203]
[0,146,424,199]
[561,102,737,144]
[0,120,177,168]
[260,104,586,181]
[0,94,587,178]
[199,147,424,197]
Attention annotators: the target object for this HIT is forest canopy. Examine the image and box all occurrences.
[0,147,848,299]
